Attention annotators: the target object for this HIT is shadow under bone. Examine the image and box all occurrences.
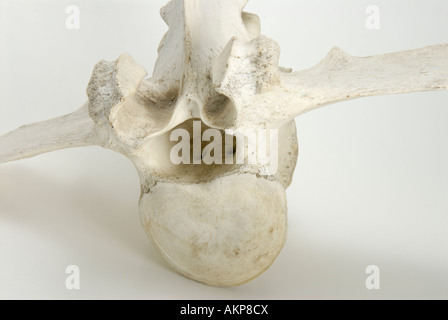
[0,164,170,272]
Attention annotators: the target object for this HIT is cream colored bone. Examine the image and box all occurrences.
[0,0,447,287]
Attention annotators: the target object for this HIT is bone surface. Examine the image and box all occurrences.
[0,0,447,287]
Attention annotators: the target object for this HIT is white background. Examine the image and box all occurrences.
[0,0,447,299]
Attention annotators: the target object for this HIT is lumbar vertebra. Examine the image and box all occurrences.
[1,0,447,287]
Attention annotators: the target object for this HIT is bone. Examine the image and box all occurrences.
[0,0,447,287]
[0,105,99,165]
[213,38,448,131]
